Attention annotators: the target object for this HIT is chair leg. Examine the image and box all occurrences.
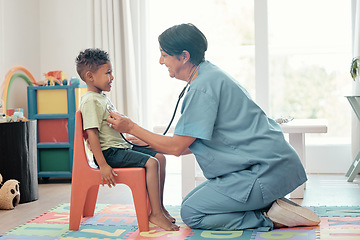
[132,192,150,232]
[129,176,150,232]
[69,185,89,231]
[83,185,100,217]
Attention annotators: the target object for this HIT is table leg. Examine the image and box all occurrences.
[288,133,306,198]
[345,151,360,182]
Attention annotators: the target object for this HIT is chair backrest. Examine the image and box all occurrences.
[73,110,92,172]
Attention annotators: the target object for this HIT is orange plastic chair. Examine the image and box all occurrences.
[69,110,150,232]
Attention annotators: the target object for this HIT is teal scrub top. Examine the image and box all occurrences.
[174,61,307,203]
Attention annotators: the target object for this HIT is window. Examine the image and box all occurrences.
[268,0,352,141]
[147,0,352,143]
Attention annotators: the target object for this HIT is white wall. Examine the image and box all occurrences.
[0,0,92,117]
[0,0,41,117]
[307,143,352,174]
[39,0,93,79]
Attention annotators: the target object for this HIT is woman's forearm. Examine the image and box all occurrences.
[130,123,195,156]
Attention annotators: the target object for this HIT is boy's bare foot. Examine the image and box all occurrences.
[149,212,179,231]
[162,207,176,223]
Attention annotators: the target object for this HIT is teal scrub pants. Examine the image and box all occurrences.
[181,180,274,231]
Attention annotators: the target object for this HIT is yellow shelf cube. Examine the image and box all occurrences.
[37,89,68,114]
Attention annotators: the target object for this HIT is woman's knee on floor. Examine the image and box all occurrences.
[180,203,204,229]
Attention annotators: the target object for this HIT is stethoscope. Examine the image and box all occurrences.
[108,64,200,148]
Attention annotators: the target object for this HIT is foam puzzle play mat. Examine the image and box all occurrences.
[1,203,360,239]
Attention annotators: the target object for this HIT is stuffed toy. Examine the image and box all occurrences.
[0,173,20,210]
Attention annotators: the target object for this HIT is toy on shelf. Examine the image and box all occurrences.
[0,100,4,122]
[2,108,27,122]
[42,70,68,86]
[0,173,20,210]
[1,66,38,115]
[70,77,80,85]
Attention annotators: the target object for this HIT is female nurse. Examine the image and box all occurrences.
[107,23,320,231]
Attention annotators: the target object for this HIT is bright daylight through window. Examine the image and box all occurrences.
[147,0,352,143]
[268,0,352,142]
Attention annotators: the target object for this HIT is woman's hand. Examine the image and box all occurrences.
[127,136,148,146]
[107,111,135,133]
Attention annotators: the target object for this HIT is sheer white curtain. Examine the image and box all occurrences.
[352,0,360,159]
[91,0,148,126]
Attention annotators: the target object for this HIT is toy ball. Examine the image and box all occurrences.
[62,79,68,85]
[0,174,20,210]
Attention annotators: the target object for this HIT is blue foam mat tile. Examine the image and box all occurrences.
[304,206,316,212]
[2,223,69,238]
[314,206,360,217]
[185,229,254,240]
[63,224,133,239]
[83,213,139,227]
[0,234,58,240]
[250,227,317,240]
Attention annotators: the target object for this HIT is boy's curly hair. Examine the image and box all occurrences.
[76,48,110,81]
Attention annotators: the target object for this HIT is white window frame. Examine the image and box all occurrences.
[254,0,270,114]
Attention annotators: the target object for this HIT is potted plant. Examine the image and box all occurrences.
[351,57,359,81]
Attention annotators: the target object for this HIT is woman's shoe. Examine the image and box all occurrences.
[266,198,320,228]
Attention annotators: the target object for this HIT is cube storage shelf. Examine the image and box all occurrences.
[27,84,86,178]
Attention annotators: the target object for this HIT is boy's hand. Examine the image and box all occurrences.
[100,164,118,188]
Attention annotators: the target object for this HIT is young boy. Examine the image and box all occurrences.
[76,48,179,231]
